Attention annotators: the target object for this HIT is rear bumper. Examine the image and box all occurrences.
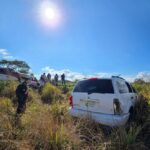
[69,108,129,127]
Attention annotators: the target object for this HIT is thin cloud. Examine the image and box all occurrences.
[39,66,150,83]
[136,72,150,82]
[41,66,115,81]
[0,49,13,59]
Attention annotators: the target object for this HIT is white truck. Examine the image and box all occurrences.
[69,76,137,126]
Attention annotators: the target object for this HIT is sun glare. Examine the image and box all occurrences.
[38,1,62,28]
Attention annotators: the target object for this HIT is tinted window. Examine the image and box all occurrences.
[116,80,129,93]
[125,82,132,93]
[131,85,137,93]
[73,79,114,93]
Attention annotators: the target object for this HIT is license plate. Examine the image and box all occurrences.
[80,99,99,107]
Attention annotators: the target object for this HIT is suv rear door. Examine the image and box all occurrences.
[72,79,116,114]
[115,79,134,113]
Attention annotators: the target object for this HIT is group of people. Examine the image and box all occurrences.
[15,73,66,114]
[40,73,66,86]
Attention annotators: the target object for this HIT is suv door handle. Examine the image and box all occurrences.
[131,96,134,99]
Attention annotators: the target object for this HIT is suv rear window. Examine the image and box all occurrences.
[131,85,137,93]
[125,82,132,93]
[73,79,114,94]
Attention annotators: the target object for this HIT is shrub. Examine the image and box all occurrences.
[27,88,41,103]
[133,82,150,103]
[41,83,63,104]
[0,81,18,100]
[0,97,14,114]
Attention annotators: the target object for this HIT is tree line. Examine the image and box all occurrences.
[0,59,30,74]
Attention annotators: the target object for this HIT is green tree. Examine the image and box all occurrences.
[0,59,30,74]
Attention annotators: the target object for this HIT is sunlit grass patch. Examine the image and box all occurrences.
[41,83,63,104]
[0,97,14,114]
[21,103,71,149]
[0,81,18,99]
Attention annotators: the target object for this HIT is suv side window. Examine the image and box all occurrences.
[131,85,137,93]
[125,82,132,93]
[116,80,129,93]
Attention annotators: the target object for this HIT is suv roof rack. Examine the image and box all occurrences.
[111,76,125,80]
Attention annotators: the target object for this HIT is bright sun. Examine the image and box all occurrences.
[43,7,56,21]
[39,1,61,28]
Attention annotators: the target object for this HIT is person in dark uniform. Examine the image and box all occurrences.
[54,74,59,86]
[61,73,66,85]
[47,73,51,83]
[16,80,28,114]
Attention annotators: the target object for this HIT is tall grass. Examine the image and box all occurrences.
[21,104,70,149]
[0,81,149,149]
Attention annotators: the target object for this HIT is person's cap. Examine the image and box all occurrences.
[23,80,28,84]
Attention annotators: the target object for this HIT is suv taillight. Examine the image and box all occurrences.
[69,96,73,108]
[113,99,122,115]
[89,78,98,80]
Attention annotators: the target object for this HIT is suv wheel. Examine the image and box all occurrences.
[128,107,134,123]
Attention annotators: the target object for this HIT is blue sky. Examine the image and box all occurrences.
[0,0,150,80]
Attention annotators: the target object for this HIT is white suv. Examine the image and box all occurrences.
[69,76,137,126]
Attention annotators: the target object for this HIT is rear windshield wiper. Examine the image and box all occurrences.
[87,90,95,94]
[87,91,107,94]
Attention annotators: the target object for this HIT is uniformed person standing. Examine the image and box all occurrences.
[16,80,28,114]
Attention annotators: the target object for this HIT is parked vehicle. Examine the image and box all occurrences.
[0,68,19,80]
[27,78,38,88]
[69,76,137,126]
[0,68,40,88]
[0,68,30,81]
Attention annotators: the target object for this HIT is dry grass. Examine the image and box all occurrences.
[0,81,149,150]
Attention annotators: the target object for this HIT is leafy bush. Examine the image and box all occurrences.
[133,82,150,103]
[0,81,18,99]
[27,88,41,103]
[41,83,63,104]
[0,97,14,114]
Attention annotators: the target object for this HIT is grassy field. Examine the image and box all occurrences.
[0,80,149,150]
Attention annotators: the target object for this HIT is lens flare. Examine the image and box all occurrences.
[38,1,62,28]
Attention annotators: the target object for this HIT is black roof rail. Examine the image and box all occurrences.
[111,76,125,80]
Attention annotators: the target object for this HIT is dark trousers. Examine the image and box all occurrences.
[62,80,65,85]
[16,95,27,114]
